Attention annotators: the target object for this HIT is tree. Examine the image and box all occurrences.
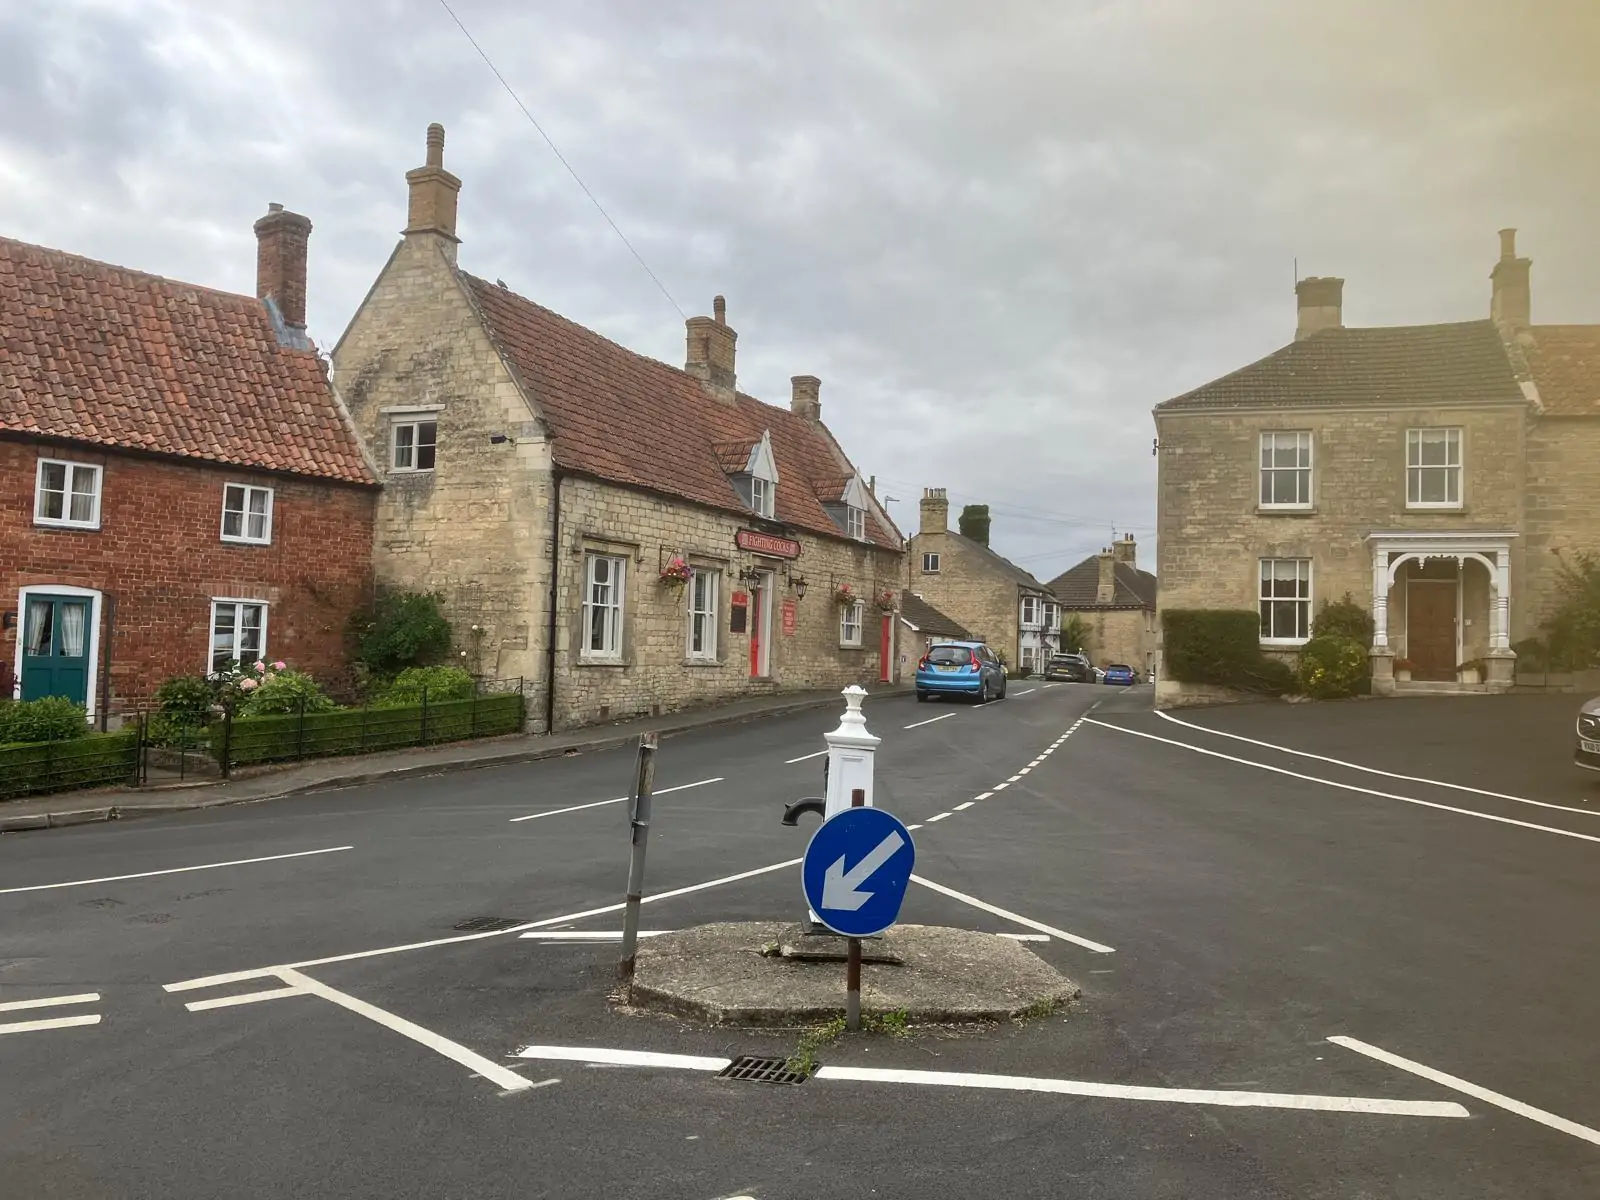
[350,590,453,678]
[1543,550,1600,670]
[958,504,991,546]
[1060,614,1093,656]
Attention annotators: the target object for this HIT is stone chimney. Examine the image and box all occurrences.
[1096,548,1117,605]
[1112,532,1137,570]
[685,295,737,403]
[405,123,462,259]
[1295,276,1344,340]
[1491,227,1532,330]
[920,487,949,536]
[253,203,312,330]
[791,375,821,421]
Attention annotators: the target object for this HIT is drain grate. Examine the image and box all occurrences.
[452,916,524,933]
[717,1056,808,1085]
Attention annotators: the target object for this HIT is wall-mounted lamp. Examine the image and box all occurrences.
[489,434,516,445]
[791,574,809,600]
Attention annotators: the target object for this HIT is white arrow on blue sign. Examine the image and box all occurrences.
[801,807,916,938]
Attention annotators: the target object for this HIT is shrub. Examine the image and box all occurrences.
[1060,615,1093,656]
[1312,594,1374,645]
[352,591,453,677]
[0,729,138,800]
[1541,551,1600,671]
[377,665,476,707]
[238,668,338,717]
[1512,638,1548,671]
[0,696,90,744]
[215,693,523,767]
[1161,610,1295,695]
[1296,635,1369,699]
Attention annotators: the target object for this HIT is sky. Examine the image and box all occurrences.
[3,0,1597,583]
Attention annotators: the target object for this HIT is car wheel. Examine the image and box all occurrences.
[916,691,929,702]
[976,681,989,705]
[998,679,1007,699]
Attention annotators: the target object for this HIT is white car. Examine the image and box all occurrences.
[1577,697,1600,773]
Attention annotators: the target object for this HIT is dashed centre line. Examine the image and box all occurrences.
[904,712,956,730]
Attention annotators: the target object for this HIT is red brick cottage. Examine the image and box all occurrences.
[0,207,379,726]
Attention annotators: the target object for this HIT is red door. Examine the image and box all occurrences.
[749,582,764,677]
[879,614,893,682]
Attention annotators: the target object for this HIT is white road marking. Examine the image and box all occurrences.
[905,824,923,831]
[519,931,673,941]
[509,777,724,822]
[910,875,1116,953]
[0,846,353,895]
[1329,1036,1600,1146]
[277,967,535,1093]
[954,802,974,811]
[997,933,1049,941]
[166,857,806,994]
[0,1014,102,1035]
[516,1045,731,1071]
[925,813,951,823]
[904,713,956,730]
[184,985,306,1012]
[1013,689,1036,696]
[785,750,827,764]
[992,782,1009,791]
[1086,719,1600,848]
[1018,767,1032,776]
[973,792,993,801]
[1156,711,1600,818]
[0,992,99,1013]
[811,1064,1469,1116]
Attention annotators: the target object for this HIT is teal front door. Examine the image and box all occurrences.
[20,594,93,707]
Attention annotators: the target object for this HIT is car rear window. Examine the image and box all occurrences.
[927,646,975,665]
[1108,664,1131,671]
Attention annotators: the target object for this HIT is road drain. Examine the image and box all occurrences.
[717,1056,808,1085]
[452,917,525,933]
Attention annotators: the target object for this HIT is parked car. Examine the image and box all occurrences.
[915,641,1008,704]
[1102,663,1138,686]
[1576,697,1600,772]
[1044,653,1093,683]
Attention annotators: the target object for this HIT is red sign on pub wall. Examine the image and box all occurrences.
[782,600,797,636]
[735,529,801,559]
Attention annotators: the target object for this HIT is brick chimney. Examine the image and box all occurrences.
[253,203,311,330]
[791,375,821,421]
[1112,532,1137,570]
[405,123,462,260]
[1096,548,1117,605]
[685,295,737,403]
[1295,276,1344,340]
[920,487,949,536]
[1491,228,1532,330]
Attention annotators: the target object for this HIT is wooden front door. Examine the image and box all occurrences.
[1407,583,1457,681]
[879,614,893,683]
[20,594,93,707]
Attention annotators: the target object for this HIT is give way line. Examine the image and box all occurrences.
[1083,720,1600,848]
[0,991,102,1036]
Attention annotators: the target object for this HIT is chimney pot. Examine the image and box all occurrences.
[713,294,727,325]
[405,122,463,257]
[253,203,313,330]
[1499,228,1517,260]
[1295,275,1344,340]
[426,122,445,168]
[790,374,821,420]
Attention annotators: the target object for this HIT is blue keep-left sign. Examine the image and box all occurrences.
[802,807,916,938]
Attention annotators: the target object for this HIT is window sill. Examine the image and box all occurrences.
[1404,505,1466,513]
[388,467,436,477]
[34,518,101,532]
[682,658,723,668]
[1259,639,1309,649]
[1256,506,1316,517]
[839,643,865,651]
[577,656,627,668]
[221,538,272,547]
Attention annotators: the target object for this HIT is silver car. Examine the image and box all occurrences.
[1577,697,1600,773]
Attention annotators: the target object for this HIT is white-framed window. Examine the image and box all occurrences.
[210,599,268,674]
[846,505,866,541]
[839,600,863,647]
[391,419,437,472]
[1022,596,1039,626]
[582,553,626,659]
[1021,646,1037,672]
[34,458,103,529]
[921,552,940,574]
[1259,559,1312,644]
[1260,431,1313,508]
[1406,428,1462,508]
[687,568,719,661]
[221,483,274,544]
[749,475,774,519]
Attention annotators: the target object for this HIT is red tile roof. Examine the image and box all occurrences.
[464,275,900,548]
[0,235,375,484]
[1523,326,1600,416]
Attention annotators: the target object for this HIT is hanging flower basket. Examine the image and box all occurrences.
[875,589,897,613]
[833,583,858,607]
[659,556,691,587]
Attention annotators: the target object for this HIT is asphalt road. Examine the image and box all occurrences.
[3,684,1597,1198]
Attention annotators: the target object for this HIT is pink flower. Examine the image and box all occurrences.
[251,660,266,673]
[239,678,259,692]
[272,661,287,671]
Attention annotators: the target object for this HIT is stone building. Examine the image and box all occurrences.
[332,125,905,731]
[1047,534,1158,675]
[896,590,972,678]
[1153,229,1600,695]
[905,489,1058,671]
[0,212,377,724]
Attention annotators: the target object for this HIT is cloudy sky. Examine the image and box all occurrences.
[4,0,1597,581]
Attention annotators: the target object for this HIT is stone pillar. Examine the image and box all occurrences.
[1371,550,1390,649]
[1486,547,1516,691]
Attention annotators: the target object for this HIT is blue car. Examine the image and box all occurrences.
[915,641,1008,704]
[1102,663,1138,686]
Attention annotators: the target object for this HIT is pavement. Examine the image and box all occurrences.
[3,680,1599,1199]
[0,683,910,832]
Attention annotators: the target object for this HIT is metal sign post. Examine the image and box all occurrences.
[618,731,659,987]
[846,789,864,1031]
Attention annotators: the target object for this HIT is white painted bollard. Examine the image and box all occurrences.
[807,686,880,928]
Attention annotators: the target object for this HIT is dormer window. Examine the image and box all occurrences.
[749,475,775,519]
[821,474,873,542]
[846,506,865,541]
[722,429,779,520]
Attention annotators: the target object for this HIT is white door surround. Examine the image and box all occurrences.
[14,584,104,722]
[1367,531,1515,655]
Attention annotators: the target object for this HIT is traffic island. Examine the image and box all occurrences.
[623,921,1080,1026]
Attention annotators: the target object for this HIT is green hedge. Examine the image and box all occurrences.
[1162,609,1296,695]
[213,692,524,768]
[0,730,139,801]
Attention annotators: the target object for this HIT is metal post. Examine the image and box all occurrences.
[845,786,865,1031]
[618,731,659,986]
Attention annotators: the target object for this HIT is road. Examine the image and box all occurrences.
[3,684,1598,1198]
